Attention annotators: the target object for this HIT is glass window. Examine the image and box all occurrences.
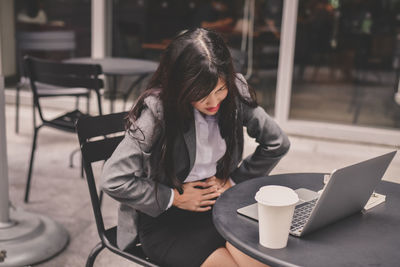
[290,0,400,129]
[14,0,91,78]
[15,0,91,58]
[112,0,282,115]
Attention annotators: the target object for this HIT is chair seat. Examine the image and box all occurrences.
[44,109,87,132]
[35,81,91,97]
[37,87,90,97]
[18,78,91,97]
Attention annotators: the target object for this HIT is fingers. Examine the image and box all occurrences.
[201,185,220,195]
[186,181,209,188]
[205,176,218,186]
[205,176,226,189]
[195,206,212,212]
[194,200,216,212]
[185,181,219,194]
[202,191,220,200]
[200,200,216,206]
[187,177,224,190]
[205,176,217,182]
[205,179,218,188]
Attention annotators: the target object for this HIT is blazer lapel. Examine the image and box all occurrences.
[183,119,196,173]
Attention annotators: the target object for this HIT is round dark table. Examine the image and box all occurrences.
[212,173,400,267]
[66,57,158,75]
[65,57,158,111]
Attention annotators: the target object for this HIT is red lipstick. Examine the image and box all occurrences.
[206,103,221,112]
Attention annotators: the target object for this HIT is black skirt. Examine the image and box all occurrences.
[138,207,226,267]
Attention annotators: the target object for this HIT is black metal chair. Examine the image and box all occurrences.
[15,31,91,133]
[23,56,104,203]
[76,112,159,267]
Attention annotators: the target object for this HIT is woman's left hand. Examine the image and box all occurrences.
[205,176,232,194]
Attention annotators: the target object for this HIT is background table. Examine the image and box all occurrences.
[213,173,400,267]
[66,57,158,112]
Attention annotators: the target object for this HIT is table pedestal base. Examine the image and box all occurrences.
[0,209,69,266]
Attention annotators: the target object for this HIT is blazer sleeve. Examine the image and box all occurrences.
[100,105,172,217]
[230,74,290,183]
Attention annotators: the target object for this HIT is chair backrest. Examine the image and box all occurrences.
[23,56,104,121]
[76,112,127,239]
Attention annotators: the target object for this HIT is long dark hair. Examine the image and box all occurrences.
[127,28,256,189]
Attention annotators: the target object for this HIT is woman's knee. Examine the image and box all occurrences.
[226,242,270,267]
[201,246,239,267]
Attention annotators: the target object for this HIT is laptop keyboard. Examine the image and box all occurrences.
[290,198,318,232]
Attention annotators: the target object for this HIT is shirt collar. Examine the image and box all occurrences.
[193,108,217,124]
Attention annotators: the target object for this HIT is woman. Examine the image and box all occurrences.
[101,28,290,267]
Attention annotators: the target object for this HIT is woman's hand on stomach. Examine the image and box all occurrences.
[205,176,232,194]
[172,181,220,212]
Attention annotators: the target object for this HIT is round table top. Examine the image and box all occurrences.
[65,57,158,75]
[212,173,400,267]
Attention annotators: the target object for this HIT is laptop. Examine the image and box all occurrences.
[237,151,397,237]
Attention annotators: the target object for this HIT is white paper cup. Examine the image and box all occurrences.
[255,185,299,249]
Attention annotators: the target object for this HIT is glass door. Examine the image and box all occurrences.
[275,0,400,146]
[290,0,400,130]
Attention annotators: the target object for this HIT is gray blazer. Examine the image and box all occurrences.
[101,74,290,250]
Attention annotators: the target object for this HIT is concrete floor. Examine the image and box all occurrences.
[3,90,400,267]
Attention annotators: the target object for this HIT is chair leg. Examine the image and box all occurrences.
[25,127,39,203]
[75,96,80,110]
[86,242,105,267]
[69,148,84,178]
[69,148,81,168]
[81,93,90,179]
[32,102,37,128]
[81,154,84,179]
[15,83,21,133]
[99,190,103,207]
[87,93,91,114]
[96,92,102,115]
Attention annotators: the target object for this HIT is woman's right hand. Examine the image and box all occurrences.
[172,181,221,212]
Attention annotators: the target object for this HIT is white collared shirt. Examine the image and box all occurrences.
[166,108,227,209]
[184,109,226,182]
